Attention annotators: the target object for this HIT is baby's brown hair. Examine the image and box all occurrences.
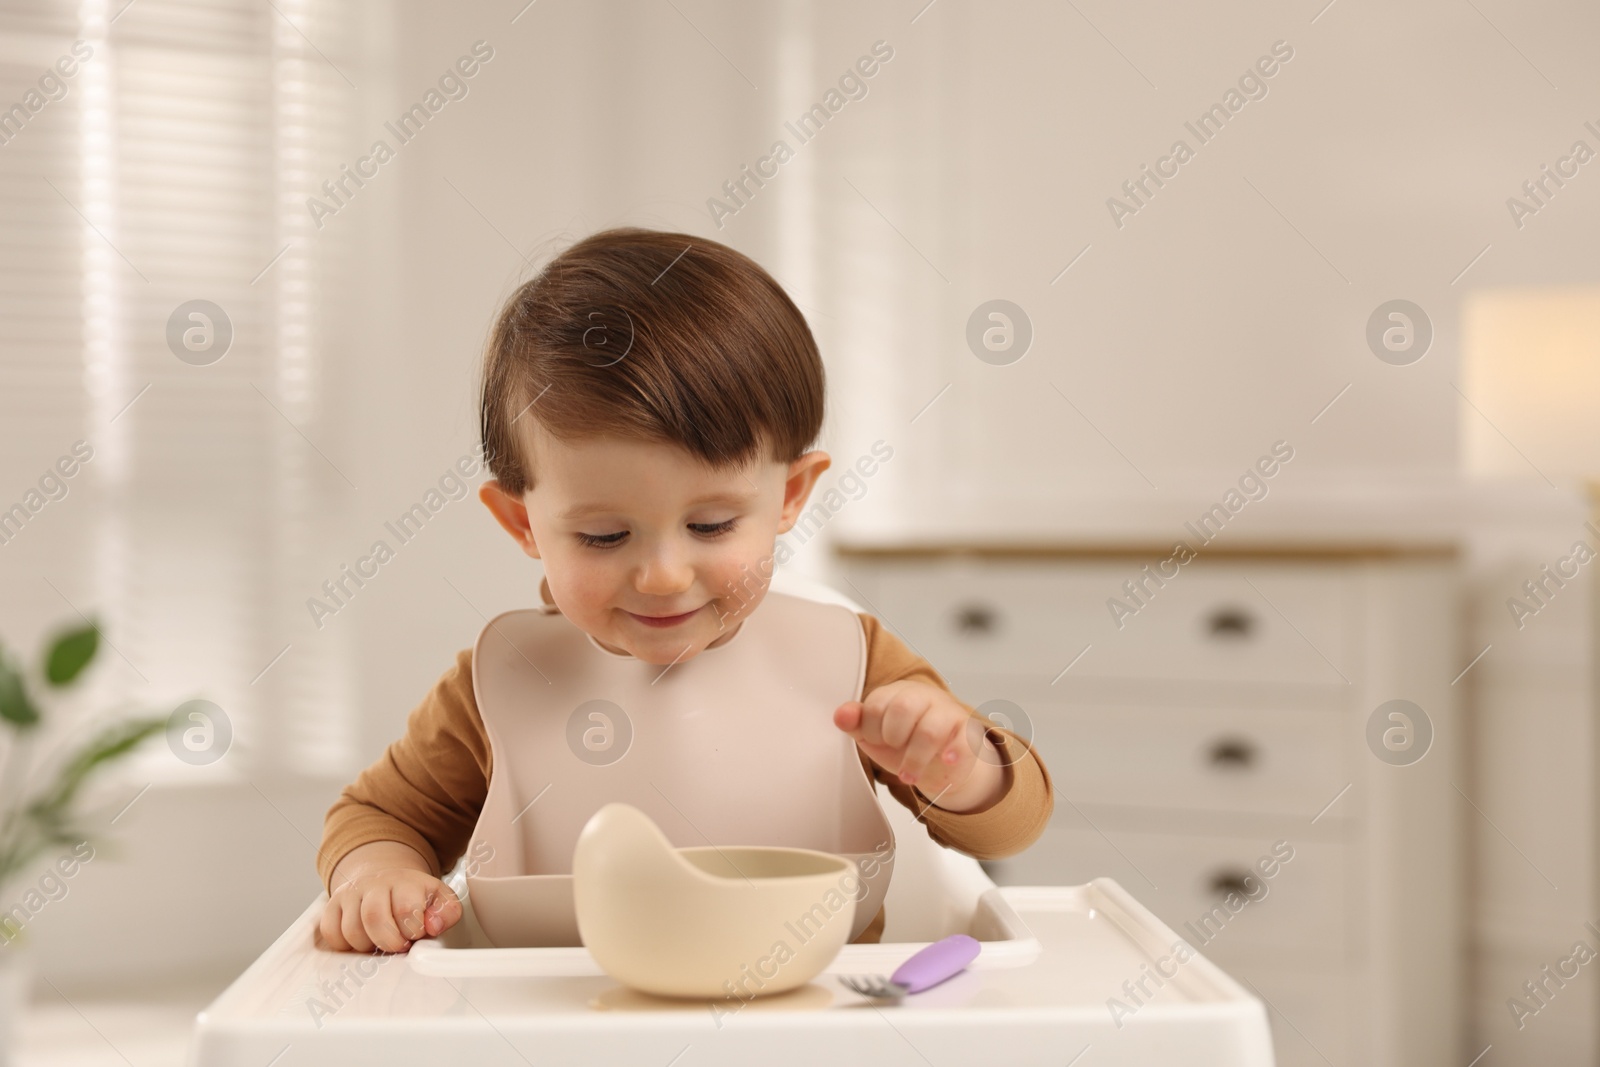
[480,228,825,495]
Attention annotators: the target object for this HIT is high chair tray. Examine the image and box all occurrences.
[409,883,1040,976]
[192,878,1274,1067]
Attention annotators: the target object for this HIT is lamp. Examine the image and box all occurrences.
[1462,285,1600,484]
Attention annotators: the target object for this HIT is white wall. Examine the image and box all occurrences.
[340,0,1600,774]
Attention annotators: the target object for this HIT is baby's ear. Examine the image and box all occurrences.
[779,450,832,530]
[479,480,541,559]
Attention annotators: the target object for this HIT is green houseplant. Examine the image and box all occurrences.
[0,621,166,1065]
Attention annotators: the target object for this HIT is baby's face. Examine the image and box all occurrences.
[482,424,830,666]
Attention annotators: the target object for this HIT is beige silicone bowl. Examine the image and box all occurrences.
[571,802,859,999]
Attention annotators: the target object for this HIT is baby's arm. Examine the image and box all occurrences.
[317,649,491,952]
[845,613,1054,860]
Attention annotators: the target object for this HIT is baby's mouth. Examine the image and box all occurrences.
[624,605,703,628]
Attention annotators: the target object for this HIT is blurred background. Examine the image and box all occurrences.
[0,0,1596,1063]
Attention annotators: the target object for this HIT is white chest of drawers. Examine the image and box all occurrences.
[834,546,1463,1067]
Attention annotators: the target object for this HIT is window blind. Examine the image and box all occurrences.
[0,0,358,780]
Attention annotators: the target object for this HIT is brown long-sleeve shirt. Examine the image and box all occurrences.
[319,587,1054,944]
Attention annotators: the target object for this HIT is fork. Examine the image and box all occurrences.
[838,934,982,999]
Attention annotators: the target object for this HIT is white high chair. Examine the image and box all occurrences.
[188,570,1277,1066]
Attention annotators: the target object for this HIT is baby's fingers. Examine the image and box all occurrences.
[319,897,354,951]
[899,715,964,784]
[391,881,431,941]
[337,893,377,953]
[360,886,409,953]
[423,880,464,937]
[833,701,864,735]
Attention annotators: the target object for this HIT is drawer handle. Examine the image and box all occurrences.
[1205,606,1256,640]
[1208,869,1259,898]
[953,602,998,635]
[1206,737,1258,770]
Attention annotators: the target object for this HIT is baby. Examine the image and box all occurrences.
[316,227,1054,954]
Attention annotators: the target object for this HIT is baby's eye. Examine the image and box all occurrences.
[573,520,736,549]
[575,531,627,549]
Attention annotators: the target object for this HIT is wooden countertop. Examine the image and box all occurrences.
[823,479,1588,559]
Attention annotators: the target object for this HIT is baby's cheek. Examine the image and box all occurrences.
[712,546,774,606]
[549,561,612,618]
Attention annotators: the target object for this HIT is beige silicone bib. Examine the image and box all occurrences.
[464,589,895,947]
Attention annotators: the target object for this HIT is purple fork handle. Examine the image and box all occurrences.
[889,934,982,994]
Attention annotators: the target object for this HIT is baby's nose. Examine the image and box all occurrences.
[634,550,694,595]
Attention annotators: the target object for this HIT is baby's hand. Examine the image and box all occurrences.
[833,680,1004,812]
[320,852,463,953]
